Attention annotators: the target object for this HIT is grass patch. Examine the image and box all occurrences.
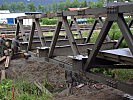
[113,69,133,81]
[0,79,52,100]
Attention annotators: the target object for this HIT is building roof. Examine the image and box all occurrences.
[0,10,10,14]
[68,7,89,11]
[0,13,26,18]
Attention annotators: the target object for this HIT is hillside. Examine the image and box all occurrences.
[0,0,97,6]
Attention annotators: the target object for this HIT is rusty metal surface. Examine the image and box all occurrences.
[101,48,133,58]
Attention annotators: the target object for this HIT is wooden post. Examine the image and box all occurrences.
[1,70,6,80]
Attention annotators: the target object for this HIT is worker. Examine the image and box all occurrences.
[0,34,6,57]
[11,36,20,55]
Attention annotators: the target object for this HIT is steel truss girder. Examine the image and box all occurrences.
[84,13,133,71]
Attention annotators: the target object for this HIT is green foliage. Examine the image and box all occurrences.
[89,1,103,8]
[16,2,25,12]
[0,3,8,10]
[0,79,12,99]
[38,5,45,12]
[0,80,52,100]
[9,2,17,13]
[0,0,103,13]
[41,18,58,25]
[87,17,95,24]
[27,3,36,12]
[109,22,129,48]
[91,68,114,77]
[113,69,133,81]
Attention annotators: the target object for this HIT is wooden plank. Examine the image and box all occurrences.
[5,56,10,68]
[0,56,6,63]
[34,81,52,97]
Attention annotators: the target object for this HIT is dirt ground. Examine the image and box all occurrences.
[0,56,129,100]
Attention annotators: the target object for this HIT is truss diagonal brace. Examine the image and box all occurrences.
[18,19,27,42]
[63,16,80,56]
[85,19,98,43]
[84,19,113,71]
[48,20,62,58]
[117,13,133,55]
[72,17,83,38]
[34,18,46,47]
[85,17,111,43]
[115,19,133,49]
[27,21,36,51]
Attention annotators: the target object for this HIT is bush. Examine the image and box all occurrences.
[41,18,57,25]
[87,17,95,24]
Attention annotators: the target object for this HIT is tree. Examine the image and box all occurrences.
[80,0,88,7]
[9,3,17,12]
[16,2,25,12]
[27,3,36,12]
[0,3,8,10]
[71,0,79,8]
[38,5,45,12]
[52,3,58,12]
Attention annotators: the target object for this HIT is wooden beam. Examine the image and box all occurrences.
[27,21,36,51]
[48,20,62,57]
[34,18,46,46]
[63,16,80,56]
[18,20,27,42]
